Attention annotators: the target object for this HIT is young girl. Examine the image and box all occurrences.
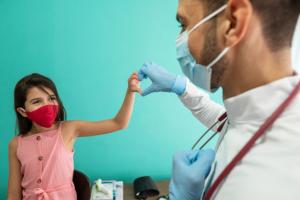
[7,72,141,200]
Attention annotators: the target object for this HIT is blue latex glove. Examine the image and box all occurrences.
[169,149,215,200]
[138,61,187,96]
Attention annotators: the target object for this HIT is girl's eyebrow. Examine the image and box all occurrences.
[29,98,42,103]
[28,94,56,103]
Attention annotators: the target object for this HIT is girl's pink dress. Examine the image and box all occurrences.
[17,123,77,200]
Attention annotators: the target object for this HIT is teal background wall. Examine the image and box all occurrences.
[0,1,298,198]
[0,0,223,198]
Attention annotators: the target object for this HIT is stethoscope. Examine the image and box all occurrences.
[156,113,229,200]
[192,112,228,150]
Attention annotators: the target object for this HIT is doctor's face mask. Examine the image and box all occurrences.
[176,4,229,93]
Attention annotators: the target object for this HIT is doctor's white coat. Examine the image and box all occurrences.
[179,75,300,200]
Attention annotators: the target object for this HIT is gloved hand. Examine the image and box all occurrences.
[138,61,187,96]
[169,149,215,200]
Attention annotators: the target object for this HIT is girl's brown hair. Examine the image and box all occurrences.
[14,73,66,135]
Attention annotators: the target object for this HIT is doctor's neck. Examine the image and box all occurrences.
[222,48,293,100]
[221,24,294,99]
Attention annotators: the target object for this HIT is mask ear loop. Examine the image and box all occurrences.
[176,4,228,44]
[207,47,230,69]
[176,4,228,55]
[192,113,227,150]
[188,4,228,35]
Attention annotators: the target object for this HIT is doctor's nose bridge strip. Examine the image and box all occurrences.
[192,113,227,150]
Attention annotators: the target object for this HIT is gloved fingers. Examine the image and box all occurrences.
[196,149,215,166]
[141,84,156,96]
[138,62,152,81]
[138,69,147,81]
[172,151,197,172]
[192,149,215,177]
[173,150,200,165]
[172,150,215,172]
[187,150,201,163]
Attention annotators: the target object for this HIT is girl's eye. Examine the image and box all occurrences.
[50,96,57,101]
[32,100,40,104]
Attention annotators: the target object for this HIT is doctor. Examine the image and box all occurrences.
[138,0,300,200]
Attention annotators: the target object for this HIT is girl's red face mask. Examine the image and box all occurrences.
[26,105,59,128]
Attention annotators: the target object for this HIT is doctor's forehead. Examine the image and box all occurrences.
[177,0,205,22]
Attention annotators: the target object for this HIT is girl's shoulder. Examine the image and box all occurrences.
[61,120,77,133]
[8,136,19,152]
[60,120,77,135]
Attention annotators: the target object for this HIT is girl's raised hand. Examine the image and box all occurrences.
[128,72,141,94]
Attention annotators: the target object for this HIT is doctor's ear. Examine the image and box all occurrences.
[221,0,253,47]
[17,107,28,118]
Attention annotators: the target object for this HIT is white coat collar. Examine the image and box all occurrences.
[224,75,300,124]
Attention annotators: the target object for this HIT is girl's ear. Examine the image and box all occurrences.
[17,107,28,118]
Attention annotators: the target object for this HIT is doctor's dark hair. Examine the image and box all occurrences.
[203,0,300,52]
[14,73,66,135]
